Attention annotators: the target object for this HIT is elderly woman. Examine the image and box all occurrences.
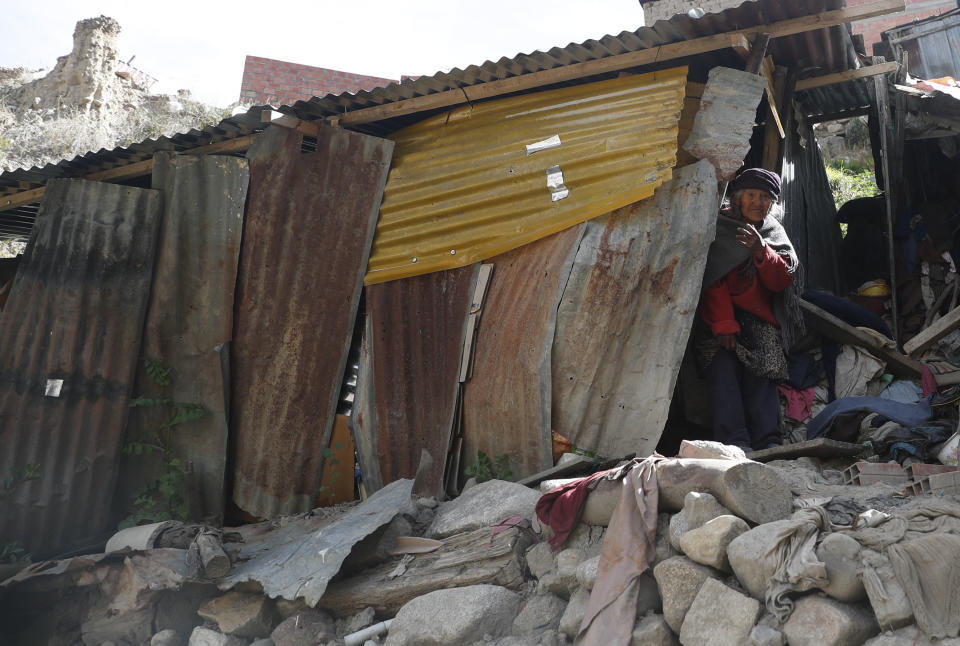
[698,168,804,451]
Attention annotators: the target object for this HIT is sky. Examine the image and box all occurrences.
[2,1,647,108]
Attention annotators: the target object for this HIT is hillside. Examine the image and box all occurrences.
[0,16,229,173]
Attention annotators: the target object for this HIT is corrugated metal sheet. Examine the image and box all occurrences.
[0,0,865,239]
[782,116,844,294]
[230,125,393,519]
[284,0,856,134]
[462,226,584,479]
[0,178,162,558]
[366,68,687,284]
[887,9,960,80]
[363,265,477,495]
[683,67,768,180]
[120,152,249,523]
[551,160,718,458]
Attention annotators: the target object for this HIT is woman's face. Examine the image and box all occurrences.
[738,189,774,224]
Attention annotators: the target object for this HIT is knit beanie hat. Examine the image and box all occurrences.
[730,167,781,200]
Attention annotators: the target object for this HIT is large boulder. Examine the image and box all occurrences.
[864,626,960,645]
[511,593,566,635]
[631,613,679,646]
[678,515,749,572]
[678,578,761,646]
[816,533,866,602]
[428,480,540,539]
[782,595,879,646]
[726,520,795,599]
[669,492,732,552]
[270,608,336,646]
[384,585,521,646]
[196,592,278,639]
[558,587,591,638]
[652,556,723,634]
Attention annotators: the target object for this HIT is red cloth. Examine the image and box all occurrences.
[778,384,816,422]
[700,244,793,337]
[535,469,610,551]
[922,364,938,397]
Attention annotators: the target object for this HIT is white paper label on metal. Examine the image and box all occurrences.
[546,165,569,201]
[45,379,64,397]
[526,134,562,155]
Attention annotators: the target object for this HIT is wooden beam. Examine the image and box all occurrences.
[761,57,786,139]
[904,304,960,355]
[0,133,260,213]
[800,300,922,377]
[807,106,872,124]
[762,65,790,171]
[334,0,906,125]
[260,110,322,137]
[874,72,901,343]
[795,61,899,91]
[730,34,751,59]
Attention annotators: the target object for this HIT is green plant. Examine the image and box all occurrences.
[1,463,39,566]
[465,450,513,483]
[826,161,881,212]
[120,358,207,529]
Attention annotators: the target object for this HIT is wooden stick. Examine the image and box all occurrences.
[905,303,960,356]
[196,531,231,579]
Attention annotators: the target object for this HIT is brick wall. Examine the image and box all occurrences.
[239,55,398,106]
[641,0,954,55]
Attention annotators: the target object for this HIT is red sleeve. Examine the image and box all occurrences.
[754,244,794,292]
[701,278,740,337]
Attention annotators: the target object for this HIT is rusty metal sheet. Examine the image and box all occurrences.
[118,152,249,524]
[462,226,584,480]
[365,68,687,284]
[551,160,718,459]
[682,67,768,180]
[363,264,478,496]
[0,178,162,558]
[231,125,393,519]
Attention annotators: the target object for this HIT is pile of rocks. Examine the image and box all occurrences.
[2,454,958,646]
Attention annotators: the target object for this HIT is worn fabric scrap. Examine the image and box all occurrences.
[764,506,832,623]
[880,380,924,404]
[778,384,816,422]
[576,456,661,646]
[536,469,611,551]
[806,397,932,440]
[888,534,960,638]
[834,345,885,399]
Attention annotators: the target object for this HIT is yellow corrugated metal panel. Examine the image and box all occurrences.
[365,66,688,284]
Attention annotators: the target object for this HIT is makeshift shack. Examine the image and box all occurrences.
[0,0,921,561]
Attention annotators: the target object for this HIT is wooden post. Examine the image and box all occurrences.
[762,66,790,172]
[874,70,900,344]
[744,33,771,74]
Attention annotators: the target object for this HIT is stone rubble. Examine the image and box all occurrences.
[3,458,960,646]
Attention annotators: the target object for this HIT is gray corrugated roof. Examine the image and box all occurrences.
[0,0,870,239]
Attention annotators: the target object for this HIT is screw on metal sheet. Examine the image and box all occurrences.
[450,250,456,255]
[411,257,418,263]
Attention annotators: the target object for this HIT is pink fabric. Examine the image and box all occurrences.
[576,457,662,646]
[777,384,816,422]
[922,364,938,397]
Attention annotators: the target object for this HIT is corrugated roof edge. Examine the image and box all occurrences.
[2,0,888,199]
